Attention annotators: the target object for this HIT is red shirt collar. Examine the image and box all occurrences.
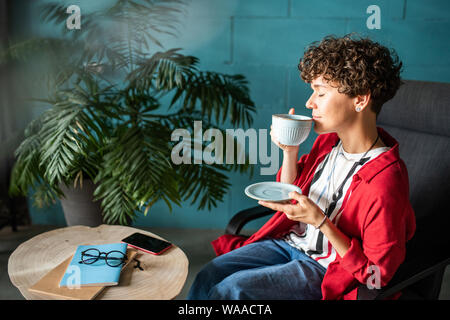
[324,127,401,183]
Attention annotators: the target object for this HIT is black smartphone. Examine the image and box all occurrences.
[121,232,173,255]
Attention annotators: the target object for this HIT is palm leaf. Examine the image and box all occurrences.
[170,71,256,127]
[94,123,181,222]
[127,48,198,90]
[176,163,231,211]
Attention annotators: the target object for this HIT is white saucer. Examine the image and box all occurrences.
[244,182,302,202]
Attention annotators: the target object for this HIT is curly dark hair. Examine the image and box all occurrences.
[298,34,403,115]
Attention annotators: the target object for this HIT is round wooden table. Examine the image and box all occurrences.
[8,224,189,300]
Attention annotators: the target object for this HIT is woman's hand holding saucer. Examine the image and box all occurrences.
[258,191,325,227]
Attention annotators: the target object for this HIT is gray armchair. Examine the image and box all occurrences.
[225,79,450,300]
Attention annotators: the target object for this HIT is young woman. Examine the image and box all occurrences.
[188,34,416,300]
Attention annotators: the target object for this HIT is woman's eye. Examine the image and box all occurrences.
[318,94,325,97]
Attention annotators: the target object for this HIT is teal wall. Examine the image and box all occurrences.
[24,0,450,230]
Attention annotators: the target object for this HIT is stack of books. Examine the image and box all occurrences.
[28,243,137,300]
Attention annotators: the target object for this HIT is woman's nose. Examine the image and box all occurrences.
[305,96,315,109]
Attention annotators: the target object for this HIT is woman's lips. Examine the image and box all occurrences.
[312,116,321,120]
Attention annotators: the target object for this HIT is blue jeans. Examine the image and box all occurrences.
[187,239,327,300]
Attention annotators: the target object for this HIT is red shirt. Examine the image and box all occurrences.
[211,127,416,300]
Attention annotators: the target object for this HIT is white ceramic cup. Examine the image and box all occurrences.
[272,114,312,146]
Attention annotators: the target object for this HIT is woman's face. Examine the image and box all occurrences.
[305,76,357,134]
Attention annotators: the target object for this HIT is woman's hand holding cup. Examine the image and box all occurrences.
[270,108,300,153]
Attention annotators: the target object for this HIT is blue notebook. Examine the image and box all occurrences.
[59,243,128,288]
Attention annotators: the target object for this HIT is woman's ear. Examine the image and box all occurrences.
[353,91,371,112]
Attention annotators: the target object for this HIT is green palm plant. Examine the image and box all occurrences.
[6,0,256,225]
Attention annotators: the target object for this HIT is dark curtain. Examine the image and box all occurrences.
[0,0,31,230]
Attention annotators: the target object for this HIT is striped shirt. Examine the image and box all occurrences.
[283,140,390,269]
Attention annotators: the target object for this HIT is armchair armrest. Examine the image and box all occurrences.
[225,205,275,236]
[357,256,450,300]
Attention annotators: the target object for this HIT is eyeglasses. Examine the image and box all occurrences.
[78,248,127,267]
